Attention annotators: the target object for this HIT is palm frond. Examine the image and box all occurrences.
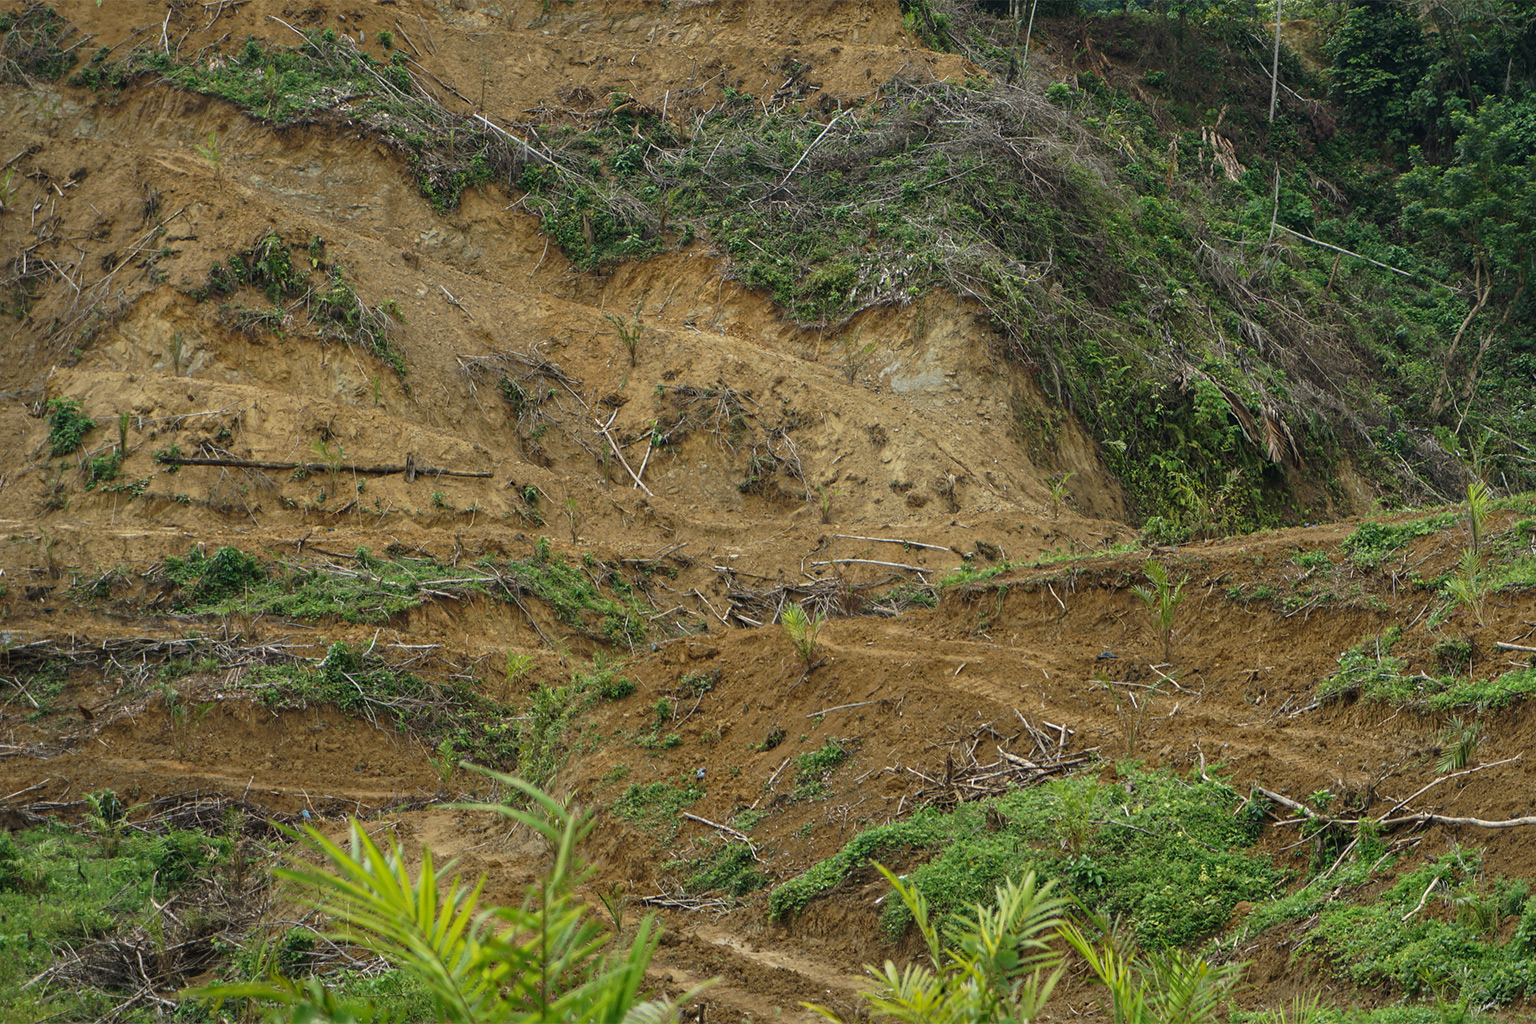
[277,821,490,1022]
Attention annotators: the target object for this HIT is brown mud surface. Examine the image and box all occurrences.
[2,1,1535,1020]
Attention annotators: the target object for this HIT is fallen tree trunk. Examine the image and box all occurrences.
[157,456,492,479]
[1256,784,1536,831]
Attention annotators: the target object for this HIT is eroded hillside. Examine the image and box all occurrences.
[3,1,1536,1021]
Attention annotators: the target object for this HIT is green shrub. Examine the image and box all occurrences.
[45,397,94,456]
[83,448,123,488]
[168,546,266,606]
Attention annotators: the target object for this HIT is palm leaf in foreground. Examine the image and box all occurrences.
[189,766,708,1023]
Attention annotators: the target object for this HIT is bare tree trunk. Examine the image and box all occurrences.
[1454,284,1523,435]
[1022,0,1039,67]
[1430,265,1491,418]
[1269,0,1283,121]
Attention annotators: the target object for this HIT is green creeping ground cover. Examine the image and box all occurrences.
[1235,831,1536,1013]
[1321,627,1536,713]
[0,816,231,1022]
[776,760,1536,1014]
[158,542,659,646]
[769,765,1278,947]
[1311,847,1536,1007]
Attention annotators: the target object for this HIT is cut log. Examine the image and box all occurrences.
[157,456,491,478]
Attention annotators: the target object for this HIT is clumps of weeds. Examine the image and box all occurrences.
[83,448,124,489]
[1303,845,1536,1009]
[0,6,79,83]
[1321,626,1536,712]
[150,540,668,645]
[768,765,1275,947]
[163,546,267,607]
[677,842,769,897]
[73,33,523,213]
[793,739,849,799]
[753,727,786,752]
[674,669,720,699]
[634,696,681,752]
[198,231,407,380]
[579,657,635,700]
[250,641,520,770]
[1341,513,1457,568]
[612,778,703,843]
[45,397,94,456]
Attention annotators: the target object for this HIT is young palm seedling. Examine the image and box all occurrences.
[780,604,826,673]
[1049,471,1075,521]
[1134,558,1187,664]
[1445,546,1487,626]
[1436,715,1482,773]
[1466,478,1491,554]
[194,131,222,184]
[604,302,644,366]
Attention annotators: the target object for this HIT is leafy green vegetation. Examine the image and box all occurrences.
[0,5,78,83]
[677,841,769,897]
[247,641,520,767]
[197,231,407,379]
[510,679,591,788]
[192,771,697,1023]
[45,396,94,456]
[1321,627,1536,712]
[1226,803,1536,1013]
[152,542,667,645]
[769,764,1277,950]
[1311,847,1536,1007]
[611,779,703,843]
[0,818,233,1022]
[1342,514,1458,568]
[794,739,850,799]
[75,34,505,212]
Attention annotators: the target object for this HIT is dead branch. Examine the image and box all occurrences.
[832,534,955,553]
[157,456,490,478]
[682,811,763,862]
[810,558,931,574]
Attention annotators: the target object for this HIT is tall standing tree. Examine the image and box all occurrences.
[1401,95,1536,422]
